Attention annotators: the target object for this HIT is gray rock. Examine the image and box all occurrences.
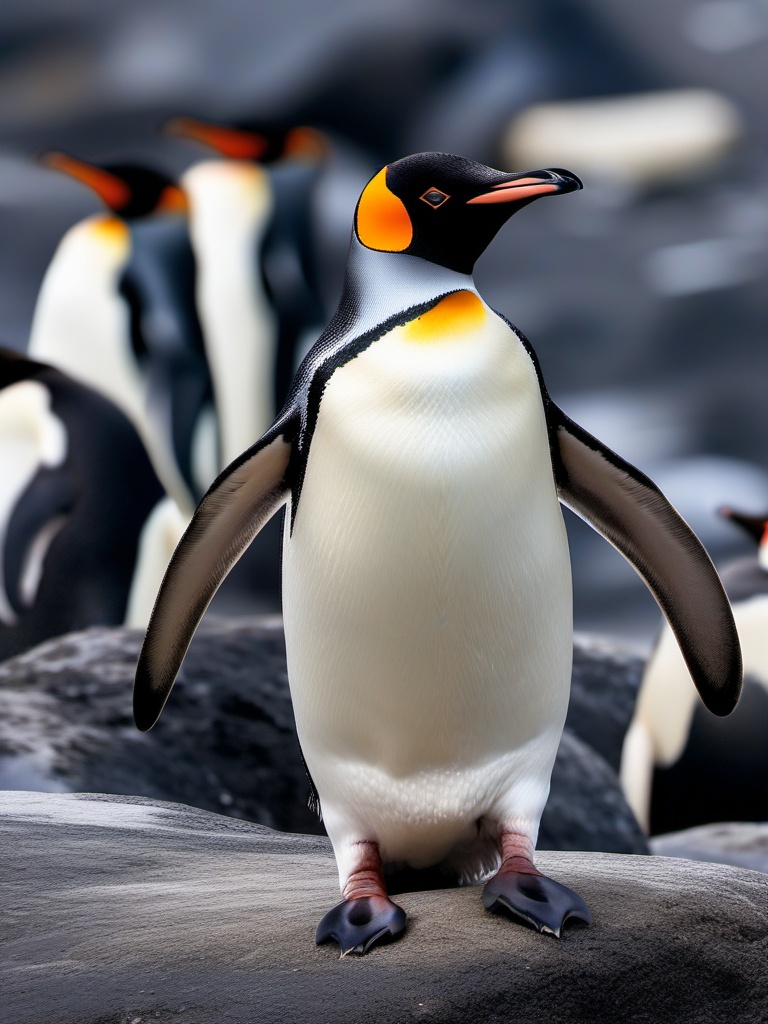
[0,617,321,834]
[1,792,765,1024]
[567,634,645,772]
[0,619,647,852]
[540,730,647,854]
[651,821,768,874]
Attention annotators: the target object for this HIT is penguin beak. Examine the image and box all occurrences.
[718,506,768,544]
[156,185,189,215]
[165,117,269,160]
[40,152,131,211]
[467,168,582,205]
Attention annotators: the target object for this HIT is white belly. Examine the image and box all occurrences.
[282,302,572,867]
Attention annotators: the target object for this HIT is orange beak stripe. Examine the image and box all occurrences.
[467,182,558,205]
[42,152,131,211]
[165,118,269,160]
[156,185,189,214]
[283,127,327,160]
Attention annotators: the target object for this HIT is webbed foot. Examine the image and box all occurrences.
[483,869,591,937]
[316,895,407,955]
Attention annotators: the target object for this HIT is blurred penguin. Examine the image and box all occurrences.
[165,117,331,464]
[621,506,768,833]
[29,153,217,515]
[0,349,185,662]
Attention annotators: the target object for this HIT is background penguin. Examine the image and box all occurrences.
[28,153,217,515]
[621,506,768,835]
[133,152,740,956]
[165,116,334,463]
[0,348,184,662]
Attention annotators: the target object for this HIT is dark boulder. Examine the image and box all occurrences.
[0,619,646,852]
[566,634,645,772]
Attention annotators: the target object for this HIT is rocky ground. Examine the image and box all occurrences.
[651,820,768,874]
[2,791,766,1024]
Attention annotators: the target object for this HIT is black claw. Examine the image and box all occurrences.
[316,895,407,955]
[483,870,591,937]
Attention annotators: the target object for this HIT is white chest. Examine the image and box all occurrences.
[29,218,141,422]
[282,296,572,786]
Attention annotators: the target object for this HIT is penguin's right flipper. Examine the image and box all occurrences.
[552,407,742,717]
[134,420,294,732]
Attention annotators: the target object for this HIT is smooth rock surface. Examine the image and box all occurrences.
[651,821,768,874]
[1,792,766,1024]
[539,729,646,854]
[0,620,647,853]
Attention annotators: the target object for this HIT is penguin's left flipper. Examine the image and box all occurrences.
[134,417,295,732]
[552,406,742,716]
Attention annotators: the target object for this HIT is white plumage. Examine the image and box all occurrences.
[282,276,572,884]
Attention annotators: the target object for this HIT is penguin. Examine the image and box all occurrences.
[134,153,741,955]
[165,117,329,464]
[28,153,217,515]
[621,506,768,835]
[0,348,184,662]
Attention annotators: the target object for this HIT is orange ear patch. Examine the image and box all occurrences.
[403,290,485,343]
[356,167,413,252]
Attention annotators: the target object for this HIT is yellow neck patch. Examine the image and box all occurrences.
[402,290,485,343]
[91,215,130,249]
[356,167,412,252]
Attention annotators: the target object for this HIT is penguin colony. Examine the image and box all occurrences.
[1,118,327,656]
[0,107,754,953]
[134,152,741,955]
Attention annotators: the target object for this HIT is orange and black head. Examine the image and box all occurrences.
[164,116,327,164]
[41,153,186,220]
[354,152,582,274]
[719,507,768,548]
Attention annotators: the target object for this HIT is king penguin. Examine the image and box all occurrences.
[0,348,184,662]
[134,153,741,955]
[621,505,768,834]
[28,153,218,515]
[165,117,328,464]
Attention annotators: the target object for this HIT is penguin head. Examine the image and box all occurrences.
[354,152,582,274]
[165,116,327,163]
[41,153,187,220]
[720,506,768,564]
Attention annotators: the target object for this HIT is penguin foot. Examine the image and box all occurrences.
[482,870,591,937]
[316,895,407,956]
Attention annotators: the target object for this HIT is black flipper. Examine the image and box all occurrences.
[483,871,591,937]
[134,418,294,731]
[316,897,407,956]
[4,466,75,615]
[552,406,742,716]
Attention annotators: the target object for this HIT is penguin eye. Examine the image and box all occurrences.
[420,188,450,209]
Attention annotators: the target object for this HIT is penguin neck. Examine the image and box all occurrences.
[342,235,477,332]
[759,538,768,572]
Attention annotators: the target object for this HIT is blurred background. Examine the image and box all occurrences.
[2,0,768,652]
